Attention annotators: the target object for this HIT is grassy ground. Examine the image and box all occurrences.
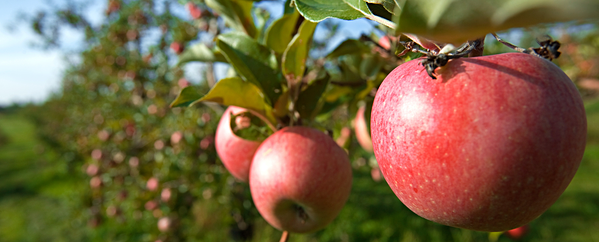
[0,113,88,241]
[0,99,597,242]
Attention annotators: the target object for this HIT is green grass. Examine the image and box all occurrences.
[0,114,88,242]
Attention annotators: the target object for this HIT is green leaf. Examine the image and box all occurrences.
[254,7,271,43]
[296,71,330,120]
[193,77,277,124]
[393,0,599,44]
[343,0,373,15]
[284,0,296,14]
[326,39,371,59]
[281,20,317,90]
[294,0,364,22]
[365,0,397,14]
[359,54,384,80]
[216,33,283,105]
[265,11,301,53]
[176,42,227,66]
[170,86,204,108]
[205,0,257,38]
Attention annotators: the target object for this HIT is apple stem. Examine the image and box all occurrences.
[246,109,278,133]
[279,231,289,242]
[468,36,485,57]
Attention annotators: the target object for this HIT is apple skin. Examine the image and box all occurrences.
[354,105,373,152]
[215,106,262,182]
[370,53,586,231]
[504,224,529,240]
[249,126,353,233]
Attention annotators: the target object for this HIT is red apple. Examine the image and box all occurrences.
[215,106,262,182]
[370,53,586,231]
[90,176,102,189]
[161,188,172,202]
[249,126,353,233]
[86,164,99,176]
[186,2,202,19]
[378,35,397,51]
[170,42,184,54]
[147,177,159,191]
[354,105,373,152]
[157,217,171,232]
[504,224,529,240]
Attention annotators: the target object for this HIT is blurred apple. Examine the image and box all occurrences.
[161,188,172,202]
[354,105,373,152]
[90,176,102,188]
[147,177,159,191]
[145,200,158,211]
[505,225,529,240]
[86,164,99,176]
[186,2,202,19]
[158,217,171,232]
[170,42,184,54]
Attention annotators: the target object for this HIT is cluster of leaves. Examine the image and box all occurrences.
[294,0,598,44]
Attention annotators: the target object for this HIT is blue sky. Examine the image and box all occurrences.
[0,0,105,105]
[0,0,375,106]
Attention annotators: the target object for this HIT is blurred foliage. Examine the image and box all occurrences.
[0,0,597,242]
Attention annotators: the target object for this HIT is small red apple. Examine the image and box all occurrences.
[215,106,262,182]
[371,53,586,231]
[157,217,171,232]
[145,200,158,211]
[186,2,202,19]
[249,126,353,233]
[86,164,99,176]
[336,127,351,147]
[171,131,183,144]
[504,224,529,240]
[378,35,397,51]
[147,177,159,191]
[177,78,190,88]
[354,105,373,152]
[90,176,102,189]
[170,42,184,54]
[91,149,103,160]
[161,188,172,202]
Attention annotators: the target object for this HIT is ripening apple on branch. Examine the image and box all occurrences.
[370,52,587,231]
[249,126,353,233]
[215,106,262,182]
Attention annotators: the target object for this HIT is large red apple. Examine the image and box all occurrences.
[215,106,262,182]
[249,126,353,233]
[370,53,586,231]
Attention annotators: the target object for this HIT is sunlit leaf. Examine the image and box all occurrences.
[265,11,300,53]
[393,0,599,44]
[176,43,227,66]
[193,77,276,124]
[294,0,364,22]
[281,20,317,91]
[365,0,397,14]
[343,0,373,15]
[206,0,257,38]
[216,33,283,105]
[170,86,204,108]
